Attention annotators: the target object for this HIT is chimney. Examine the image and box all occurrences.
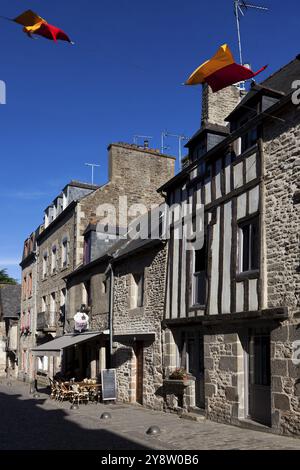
[201,83,243,128]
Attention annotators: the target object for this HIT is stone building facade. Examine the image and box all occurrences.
[19,142,175,382]
[19,228,40,382]
[112,240,168,410]
[159,57,300,436]
[0,284,21,379]
[263,99,300,435]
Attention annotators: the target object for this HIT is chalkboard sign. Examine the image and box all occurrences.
[101,369,117,401]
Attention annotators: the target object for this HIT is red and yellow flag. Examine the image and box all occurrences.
[185,44,267,92]
[13,9,73,43]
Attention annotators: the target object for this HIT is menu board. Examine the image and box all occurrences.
[101,369,117,401]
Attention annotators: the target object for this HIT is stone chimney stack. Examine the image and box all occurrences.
[201,83,242,128]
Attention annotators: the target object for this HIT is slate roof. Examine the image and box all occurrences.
[0,284,21,319]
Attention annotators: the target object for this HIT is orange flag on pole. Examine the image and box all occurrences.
[185,44,267,92]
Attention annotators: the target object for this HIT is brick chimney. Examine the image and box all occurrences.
[201,83,242,128]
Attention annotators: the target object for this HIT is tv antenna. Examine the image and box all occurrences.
[161,130,188,163]
[85,163,100,185]
[234,1,269,65]
[133,135,153,146]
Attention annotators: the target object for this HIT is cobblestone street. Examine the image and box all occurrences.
[1,381,300,450]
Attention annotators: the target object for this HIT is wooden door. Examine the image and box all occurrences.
[135,342,144,405]
[249,331,271,426]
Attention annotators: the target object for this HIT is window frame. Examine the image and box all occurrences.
[42,252,48,279]
[238,216,260,274]
[61,237,69,268]
[191,243,206,307]
[51,245,57,274]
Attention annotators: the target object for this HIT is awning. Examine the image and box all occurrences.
[31,331,104,357]
[113,332,156,344]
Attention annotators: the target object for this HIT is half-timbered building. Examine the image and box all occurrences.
[159,57,300,436]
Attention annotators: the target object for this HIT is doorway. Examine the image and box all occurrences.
[134,342,144,405]
[248,330,271,426]
[179,331,205,409]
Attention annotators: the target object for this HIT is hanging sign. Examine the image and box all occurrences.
[74,312,89,333]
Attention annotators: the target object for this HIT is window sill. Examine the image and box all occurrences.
[236,270,259,281]
[189,304,206,311]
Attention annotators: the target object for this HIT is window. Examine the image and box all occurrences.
[102,279,108,294]
[42,252,48,278]
[84,234,92,265]
[60,289,66,322]
[192,244,206,306]
[241,127,258,154]
[42,296,47,313]
[51,245,57,273]
[50,293,56,326]
[62,238,68,267]
[22,276,27,300]
[20,312,26,333]
[28,273,32,298]
[83,280,92,307]
[60,289,66,308]
[24,241,29,258]
[26,309,31,331]
[130,273,144,308]
[38,356,49,373]
[82,280,92,307]
[238,217,259,273]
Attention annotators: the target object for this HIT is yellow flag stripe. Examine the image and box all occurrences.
[186,44,235,85]
[14,9,46,27]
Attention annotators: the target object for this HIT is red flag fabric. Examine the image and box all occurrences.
[185,44,267,92]
[206,63,268,92]
[31,22,72,43]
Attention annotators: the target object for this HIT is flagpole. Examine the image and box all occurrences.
[234,1,243,65]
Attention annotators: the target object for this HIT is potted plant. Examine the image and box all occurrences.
[169,368,189,381]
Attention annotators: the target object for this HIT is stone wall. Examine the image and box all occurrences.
[0,321,6,377]
[19,256,38,381]
[263,101,300,435]
[37,208,77,335]
[66,262,110,333]
[113,244,168,410]
[204,331,243,424]
[77,144,175,264]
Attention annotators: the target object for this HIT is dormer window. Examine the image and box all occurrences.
[241,127,258,154]
[44,213,49,229]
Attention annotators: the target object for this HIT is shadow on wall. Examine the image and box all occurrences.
[112,346,133,368]
[0,390,150,450]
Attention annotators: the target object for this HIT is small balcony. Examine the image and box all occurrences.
[37,312,57,332]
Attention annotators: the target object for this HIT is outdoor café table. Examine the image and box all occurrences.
[80,384,102,403]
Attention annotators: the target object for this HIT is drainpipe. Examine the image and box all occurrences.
[108,262,114,369]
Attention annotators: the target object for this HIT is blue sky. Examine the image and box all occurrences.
[0,0,298,282]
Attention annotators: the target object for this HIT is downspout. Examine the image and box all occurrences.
[108,261,114,369]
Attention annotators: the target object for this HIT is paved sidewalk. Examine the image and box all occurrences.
[1,380,300,450]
